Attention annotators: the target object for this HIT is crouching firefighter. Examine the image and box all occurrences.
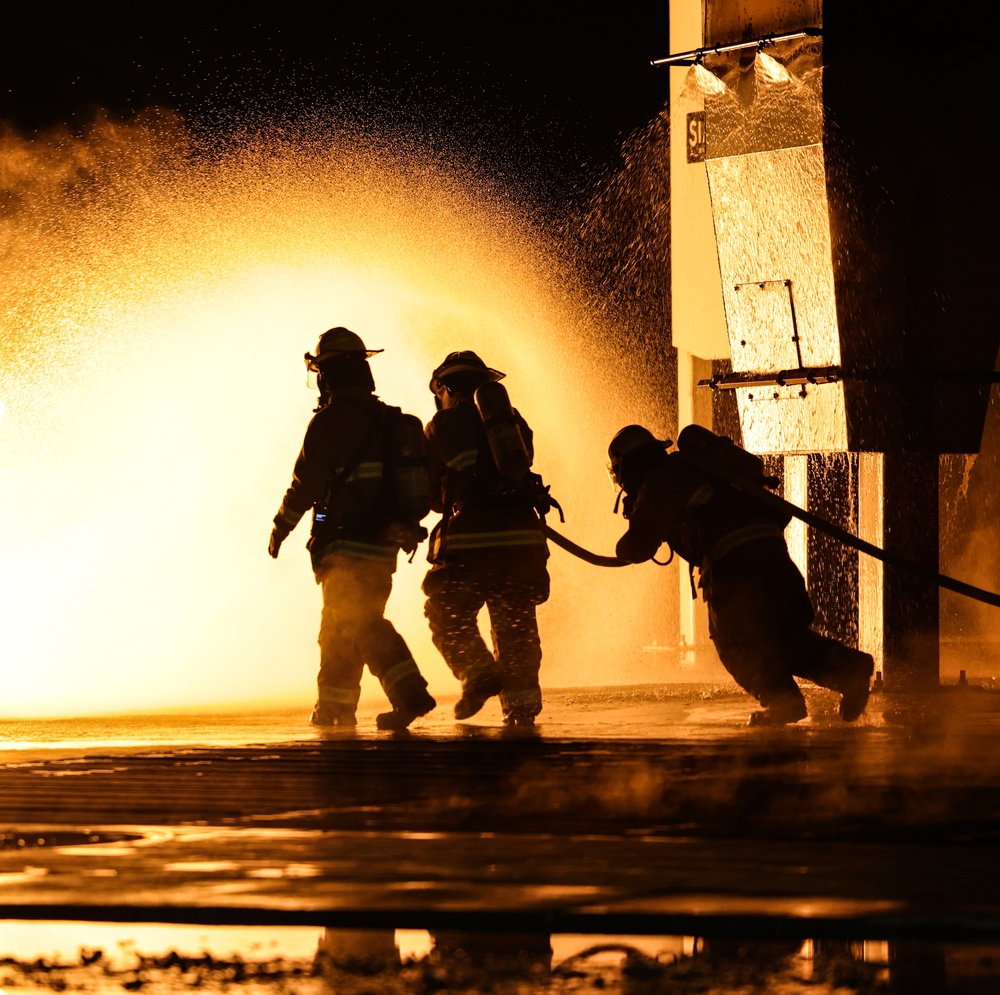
[607,424,874,727]
[423,351,553,726]
[268,327,436,731]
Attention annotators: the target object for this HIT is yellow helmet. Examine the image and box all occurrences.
[607,425,672,489]
[304,327,383,371]
[428,350,504,395]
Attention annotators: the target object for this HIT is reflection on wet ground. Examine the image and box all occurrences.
[2,683,1000,992]
[2,924,1000,993]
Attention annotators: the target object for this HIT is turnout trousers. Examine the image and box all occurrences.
[423,547,549,720]
[316,553,424,714]
[702,537,872,709]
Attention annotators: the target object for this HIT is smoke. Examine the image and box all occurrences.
[0,110,670,717]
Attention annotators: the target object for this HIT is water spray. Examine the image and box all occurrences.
[0,113,671,715]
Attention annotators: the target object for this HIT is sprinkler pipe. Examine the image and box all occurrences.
[697,368,1000,392]
[650,28,821,67]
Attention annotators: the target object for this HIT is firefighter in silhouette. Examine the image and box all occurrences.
[608,424,874,726]
[268,327,436,731]
[423,351,550,725]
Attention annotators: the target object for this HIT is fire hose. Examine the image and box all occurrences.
[543,462,1000,609]
[543,524,627,567]
[677,451,1000,610]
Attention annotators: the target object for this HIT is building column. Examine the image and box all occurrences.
[784,455,808,583]
[677,348,713,655]
[857,452,884,675]
[882,452,940,690]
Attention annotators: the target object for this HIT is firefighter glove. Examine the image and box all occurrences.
[268,522,290,559]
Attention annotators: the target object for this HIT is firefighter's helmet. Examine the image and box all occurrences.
[304,327,383,371]
[429,351,504,396]
[607,425,672,490]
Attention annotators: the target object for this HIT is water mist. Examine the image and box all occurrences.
[0,111,668,718]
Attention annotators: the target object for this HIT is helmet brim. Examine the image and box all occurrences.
[305,348,384,371]
[428,364,504,394]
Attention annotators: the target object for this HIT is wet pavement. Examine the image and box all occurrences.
[2,680,1000,947]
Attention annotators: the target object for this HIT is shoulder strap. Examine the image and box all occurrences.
[319,397,384,505]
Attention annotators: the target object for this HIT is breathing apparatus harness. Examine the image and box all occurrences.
[311,396,428,563]
[292,329,429,563]
[551,423,1000,611]
[673,429,1000,610]
[427,378,565,564]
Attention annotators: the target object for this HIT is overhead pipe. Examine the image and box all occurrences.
[697,368,1000,391]
[651,28,822,67]
[699,366,842,392]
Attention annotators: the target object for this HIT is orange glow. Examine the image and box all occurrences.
[0,112,665,718]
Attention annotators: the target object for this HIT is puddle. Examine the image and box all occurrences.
[0,921,995,992]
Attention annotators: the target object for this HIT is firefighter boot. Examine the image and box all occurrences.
[500,684,542,727]
[455,672,504,721]
[310,702,358,728]
[836,649,875,722]
[376,674,436,732]
[502,711,536,728]
[748,689,808,727]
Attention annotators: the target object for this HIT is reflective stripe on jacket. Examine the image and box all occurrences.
[616,453,790,567]
[425,399,546,556]
[274,387,400,568]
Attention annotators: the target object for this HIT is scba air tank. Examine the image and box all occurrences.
[390,413,432,524]
[474,380,531,481]
[676,424,778,490]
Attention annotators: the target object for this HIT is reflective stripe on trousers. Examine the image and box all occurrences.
[423,548,548,716]
[317,553,422,705]
[317,685,362,707]
[382,658,421,691]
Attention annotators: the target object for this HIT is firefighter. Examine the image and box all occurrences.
[422,351,550,726]
[607,424,874,726]
[268,327,436,731]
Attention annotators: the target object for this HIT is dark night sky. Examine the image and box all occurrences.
[3,4,673,198]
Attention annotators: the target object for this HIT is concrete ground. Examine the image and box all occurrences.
[2,679,1000,950]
